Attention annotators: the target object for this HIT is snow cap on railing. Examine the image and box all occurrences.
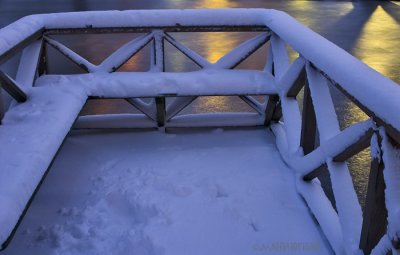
[0,9,399,134]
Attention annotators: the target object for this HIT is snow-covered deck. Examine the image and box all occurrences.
[1,8,400,254]
[2,128,330,255]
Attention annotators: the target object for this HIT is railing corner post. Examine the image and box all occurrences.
[264,95,280,126]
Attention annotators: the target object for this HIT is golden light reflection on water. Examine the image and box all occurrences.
[184,0,260,111]
[344,5,399,207]
[193,0,238,8]
[391,1,400,7]
[343,96,371,207]
[198,32,240,64]
[195,96,232,112]
[353,5,399,79]
[286,0,316,27]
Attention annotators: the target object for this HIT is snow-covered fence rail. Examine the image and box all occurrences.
[0,9,399,254]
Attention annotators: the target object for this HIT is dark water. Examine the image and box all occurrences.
[1,0,399,207]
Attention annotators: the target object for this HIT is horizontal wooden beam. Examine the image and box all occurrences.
[0,28,44,65]
[87,92,276,100]
[0,70,27,103]
[45,26,269,35]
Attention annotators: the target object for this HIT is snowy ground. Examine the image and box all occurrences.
[3,128,330,255]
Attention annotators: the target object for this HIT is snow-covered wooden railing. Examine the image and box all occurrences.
[0,9,399,254]
[265,24,400,255]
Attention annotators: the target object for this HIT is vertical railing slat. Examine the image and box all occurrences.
[0,71,27,103]
[152,31,166,128]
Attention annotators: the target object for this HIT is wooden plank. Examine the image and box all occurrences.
[0,70,27,103]
[333,127,374,162]
[155,97,166,127]
[286,65,306,97]
[272,100,282,121]
[0,28,44,65]
[264,95,280,126]
[37,42,47,76]
[360,134,388,254]
[303,164,327,181]
[151,32,165,72]
[300,81,316,155]
[87,92,274,99]
[45,26,269,35]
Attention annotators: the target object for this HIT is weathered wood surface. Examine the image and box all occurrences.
[315,66,400,145]
[359,134,388,254]
[300,82,316,155]
[155,97,166,127]
[45,26,270,35]
[264,95,280,126]
[333,128,374,162]
[0,70,27,103]
[0,28,44,65]
[286,64,306,97]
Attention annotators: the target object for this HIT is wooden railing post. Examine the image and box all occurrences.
[152,31,166,129]
[155,97,166,127]
[264,95,280,126]
[37,42,48,76]
[360,133,388,254]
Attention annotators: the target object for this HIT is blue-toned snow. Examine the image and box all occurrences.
[3,128,330,255]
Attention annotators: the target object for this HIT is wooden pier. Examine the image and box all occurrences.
[0,9,399,254]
